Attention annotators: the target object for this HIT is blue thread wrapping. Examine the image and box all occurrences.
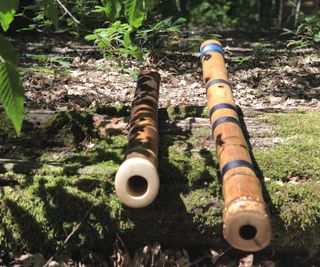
[211,116,240,134]
[200,43,224,60]
[221,160,256,179]
[209,103,237,119]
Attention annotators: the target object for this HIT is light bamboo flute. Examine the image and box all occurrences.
[115,70,160,208]
[200,40,272,252]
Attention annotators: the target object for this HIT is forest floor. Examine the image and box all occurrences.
[0,30,319,266]
[12,30,320,111]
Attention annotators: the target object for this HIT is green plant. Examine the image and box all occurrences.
[20,0,59,31]
[21,54,71,78]
[252,44,273,55]
[136,17,185,45]
[85,20,144,60]
[25,54,71,68]
[123,67,139,81]
[85,15,186,60]
[188,1,235,27]
[287,13,320,48]
[85,0,160,60]
[94,0,158,28]
[0,0,19,31]
[233,55,252,66]
[0,0,63,134]
[0,0,24,134]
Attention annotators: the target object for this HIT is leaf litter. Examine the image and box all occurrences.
[10,33,319,113]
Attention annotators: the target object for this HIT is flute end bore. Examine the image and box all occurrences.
[115,157,159,208]
[223,200,272,252]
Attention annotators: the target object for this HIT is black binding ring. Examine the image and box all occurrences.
[206,79,232,94]
[209,103,237,119]
[221,160,256,179]
[211,116,240,134]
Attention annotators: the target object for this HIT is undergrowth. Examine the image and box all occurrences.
[0,109,320,257]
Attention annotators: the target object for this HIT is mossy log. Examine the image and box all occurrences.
[0,108,320,257]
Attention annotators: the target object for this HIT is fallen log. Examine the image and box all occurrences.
[1,108,319,256]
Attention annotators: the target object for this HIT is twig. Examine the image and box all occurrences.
[42,204,95,267]
[212,246,231,266]
[54,0,80,24]
[294,0,301,27]
[278,0,283,28]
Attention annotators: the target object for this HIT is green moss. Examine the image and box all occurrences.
[250,112,320,254]
[92,104,209,120]
[94,104,130,116]
[45,110,94,144]
[0,172,120,252]
[166,105,208,120]
[0,131,129,252]
[20,66,55,76]
[0,112,16,150]
[1,110,320,256]
[256,142,320,181]
[255,112,320,181]
[182,189,223,227]
[266,181,320,255]
[34,135,126,178]
[262,111,320,137]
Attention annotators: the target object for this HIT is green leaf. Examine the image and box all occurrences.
[305,16,315,23]
[123,67,139,81]
[0,35,24,134]
[123,28,132,47]
[0,0,19,32]
[104,0,122,21]
[84,34,97,41]
[124,0,145,28]
[313,32,320,42]
[0,35,18,66]
[25,54,48,61]
[48,55,71,68]
[40,0,59,29]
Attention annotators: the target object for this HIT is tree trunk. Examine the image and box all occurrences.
[281,0,319,28]
[260,0,274,26]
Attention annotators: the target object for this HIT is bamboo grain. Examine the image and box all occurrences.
[200,40,272,252]
[115,70,160,208]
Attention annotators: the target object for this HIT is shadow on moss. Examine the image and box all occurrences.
[46,110,95,144]
[119,124,222,248]
[1,107,320,259]
[4,198,52,251]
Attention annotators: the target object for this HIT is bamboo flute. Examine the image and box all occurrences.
[200,40,272,252]
[115,70,160,208]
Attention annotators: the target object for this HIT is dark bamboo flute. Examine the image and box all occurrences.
[200,40,272,252]
[115,70,160,208]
